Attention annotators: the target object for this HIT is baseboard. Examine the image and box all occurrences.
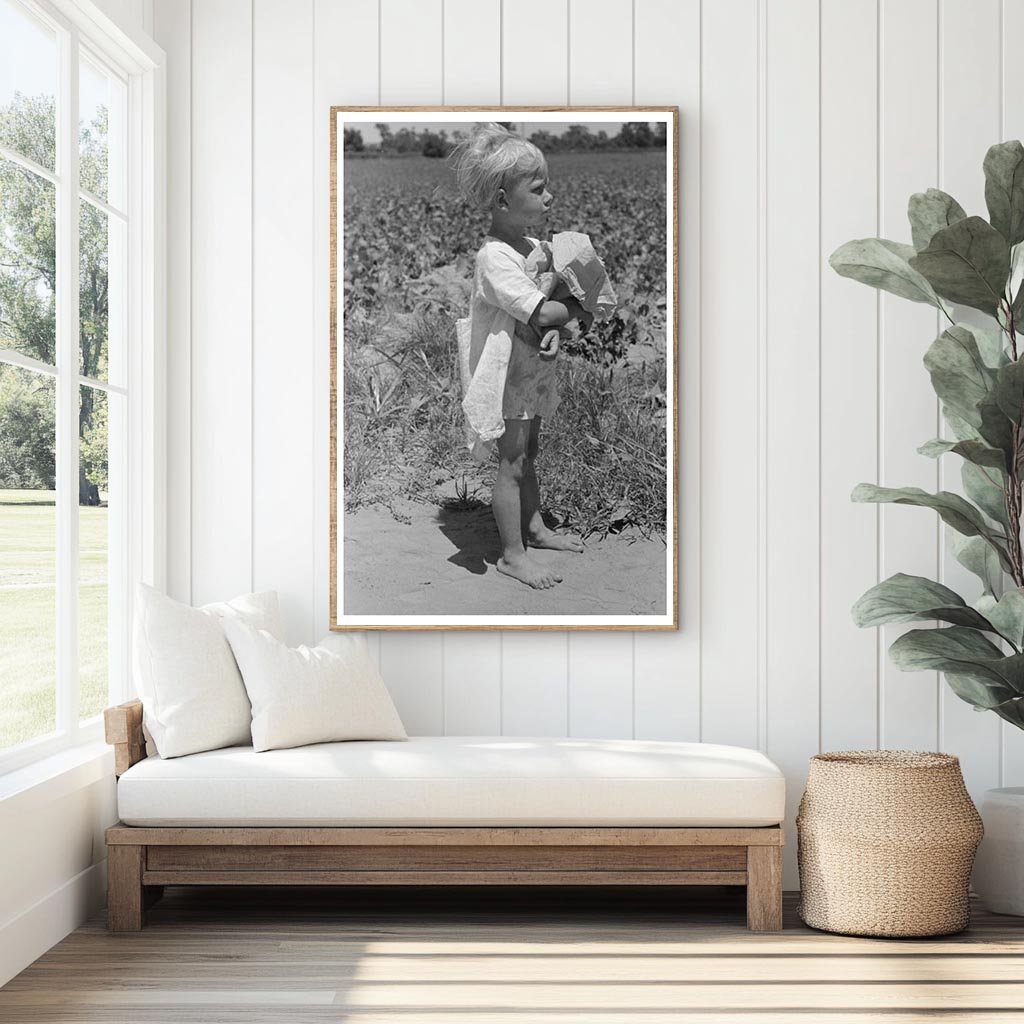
[0,859,107,987]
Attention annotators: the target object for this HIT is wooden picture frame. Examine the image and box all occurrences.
[330,107,678,631]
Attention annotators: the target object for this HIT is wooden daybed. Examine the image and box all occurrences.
[104,699,785,932]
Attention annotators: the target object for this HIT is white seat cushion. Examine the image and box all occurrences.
[117,736,785,827]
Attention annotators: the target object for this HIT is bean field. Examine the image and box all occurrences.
[341,149,670,540]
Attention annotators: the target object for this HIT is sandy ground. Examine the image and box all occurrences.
[342,500,667,617]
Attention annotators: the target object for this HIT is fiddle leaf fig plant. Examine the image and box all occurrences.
[832,140,1024,731]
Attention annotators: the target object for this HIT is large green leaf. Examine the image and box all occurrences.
[909,216,1010,314]
[984,140,1024,247]
[982,687,1024,728]
[950,532,1004,597]
[851,483,1009,549]
[942,406,983,442]
[829,238,943,307]
[944,671,1024,714]
[993,357,1024,423]
[888,626,1024,699]
[977,589,1024,649]
[977,391,1016,459]
[918,437,1007,470]
[1009,242,1024,323]
[908,188,968,251]
[962,461,1009,528]
[972,323,1012,369]
[852,573,994,630]
[1009,241,1024,299]
[923,325,997,427]
[1011,279,1024,326]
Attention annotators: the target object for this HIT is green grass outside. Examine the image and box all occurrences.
[0,489,109,751]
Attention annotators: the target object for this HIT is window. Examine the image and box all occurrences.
[0,0,162,773]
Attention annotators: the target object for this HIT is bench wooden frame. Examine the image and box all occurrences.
[104,700,784,932]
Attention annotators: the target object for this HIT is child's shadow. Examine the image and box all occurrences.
[436,502,498,576]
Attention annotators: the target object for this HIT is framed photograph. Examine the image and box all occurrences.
[330,106,678,631]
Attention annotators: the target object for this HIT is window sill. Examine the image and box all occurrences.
[0,740,114,816]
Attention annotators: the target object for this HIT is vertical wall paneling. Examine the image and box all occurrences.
[253,0,315,646]
[1002,0,1024,785]
[567,633,635,738]
[153,0,190,604]
[442,0,500,105]
[375,0,447,725]
[631,0,700,742]
[440,0,504,733]
[501,634,569,736]
[567,0,632,104]
[938,0,1002,794]
[364,632,382,667]
[764,0,821,883]
[878,0,941,751]
[501,0,568,103]
[380,0,443,106]
[189,0,253,605]
[312,0,378,647]
[562,0,635,731]
[699,0,760,749]
[444,639,502,734]
[163,0,1021,894]
[819,0,879,752]
[380,633,446,734]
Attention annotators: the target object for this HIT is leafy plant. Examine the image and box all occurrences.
[341,150,669,538]
[832,140,1024,731]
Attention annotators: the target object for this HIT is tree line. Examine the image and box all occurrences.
[343,121,668,156]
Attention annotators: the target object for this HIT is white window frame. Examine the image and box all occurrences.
[0,0,165,776]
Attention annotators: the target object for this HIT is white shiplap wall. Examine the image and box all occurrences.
[154,0,1024,886]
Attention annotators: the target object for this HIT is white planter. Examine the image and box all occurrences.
[973,787,1024,916]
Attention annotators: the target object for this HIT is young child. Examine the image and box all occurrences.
[450,123,592,591]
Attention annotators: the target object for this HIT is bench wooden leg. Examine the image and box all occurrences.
[107,845,145,931]
[746,845,783,931]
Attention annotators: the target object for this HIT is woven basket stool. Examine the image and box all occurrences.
[796,751,983,937]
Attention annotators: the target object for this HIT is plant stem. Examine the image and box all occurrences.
[1006,306,1024,586]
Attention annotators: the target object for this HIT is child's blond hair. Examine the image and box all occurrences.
[447,123,547,211]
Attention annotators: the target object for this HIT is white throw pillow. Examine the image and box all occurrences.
[222,621,407,752]
[133,583,283,758]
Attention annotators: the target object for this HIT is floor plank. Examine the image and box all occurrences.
[2,886,1024,1021]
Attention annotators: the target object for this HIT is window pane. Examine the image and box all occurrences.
[80,202,123,383]
[0,158,56,364]
[0,362,56,751]
[79,384,109,723]
[0,0,57,173]
[79,51,125,209]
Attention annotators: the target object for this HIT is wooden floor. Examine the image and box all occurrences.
[2,886,1024,1022]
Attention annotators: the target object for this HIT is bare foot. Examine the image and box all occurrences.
[497,552,563,589]
[528,526,585,553]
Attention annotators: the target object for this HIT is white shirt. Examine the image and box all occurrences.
[456,236,547,461]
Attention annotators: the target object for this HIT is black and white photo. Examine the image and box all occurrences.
[330,107,678,630]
